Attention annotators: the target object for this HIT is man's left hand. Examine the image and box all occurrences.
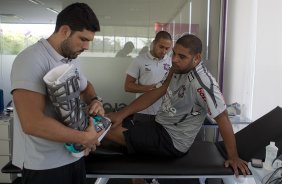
[225,157,250,177]
[88,100,105,116]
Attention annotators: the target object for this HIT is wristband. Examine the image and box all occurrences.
[90,96,103,103]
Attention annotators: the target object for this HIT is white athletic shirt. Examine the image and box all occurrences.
[126,51,171,115]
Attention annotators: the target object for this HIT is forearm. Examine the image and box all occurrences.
[121,70,173,117]
[80,81,98,105]
[119,85,167,119]
[215,110,239,159]
[23,115,89,145]
[220,123,238,158]
[125,82,156,93]
[13,89,92,146]
[80,81,104,116]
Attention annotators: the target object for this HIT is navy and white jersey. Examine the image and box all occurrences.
[155,61,226,153]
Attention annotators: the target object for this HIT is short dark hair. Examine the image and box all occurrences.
[55,2,100,32]
[155,31,172,42]
[176,34,202,54]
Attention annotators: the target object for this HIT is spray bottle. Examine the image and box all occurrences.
[264,141,278,170]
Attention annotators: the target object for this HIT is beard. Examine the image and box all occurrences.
[171,64,192,74]
[61,39,84,59]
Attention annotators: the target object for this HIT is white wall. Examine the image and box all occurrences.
[252,0,282,119]
[79,57,135,112]
[224,0,282,120]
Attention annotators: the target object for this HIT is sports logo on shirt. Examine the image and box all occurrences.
[197,88,206,102]
[163,63,170,71]
[178,85,186,98]
[197,87,211,115]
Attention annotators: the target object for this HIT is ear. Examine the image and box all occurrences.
[193,53,202,64]
[152,40,156,46]
[59,25,71,38]
[66,29,71,37]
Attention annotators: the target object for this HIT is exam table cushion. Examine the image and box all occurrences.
[85,141,234,176]
[2,142,234,177]
[216,106,282,162]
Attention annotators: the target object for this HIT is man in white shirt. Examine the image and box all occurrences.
[125,31,172,122]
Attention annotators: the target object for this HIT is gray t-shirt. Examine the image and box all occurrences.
[156,62,226,153]
[126,51,171,115]
[11,38,87,170]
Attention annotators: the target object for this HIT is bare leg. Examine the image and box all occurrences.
[105,123,148,184]
[105,124,127,145]
[132,178,148,184]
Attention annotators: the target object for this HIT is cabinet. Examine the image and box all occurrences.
[0,116,13,183]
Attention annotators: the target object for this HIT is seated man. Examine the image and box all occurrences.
[106,34,250,177]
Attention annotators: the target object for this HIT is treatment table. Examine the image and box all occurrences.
[2,141,254,184]
[3,106,282,183]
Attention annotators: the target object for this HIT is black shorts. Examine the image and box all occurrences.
[22,157,86,184]
[123,114,185,158]
[133,113,156,122]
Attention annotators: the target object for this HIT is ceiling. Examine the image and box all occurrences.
[0,0,187,27]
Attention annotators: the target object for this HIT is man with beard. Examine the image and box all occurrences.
[106,34,250,180]
[11,3,104,184]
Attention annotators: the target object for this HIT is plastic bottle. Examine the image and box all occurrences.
[264,141,278,170]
